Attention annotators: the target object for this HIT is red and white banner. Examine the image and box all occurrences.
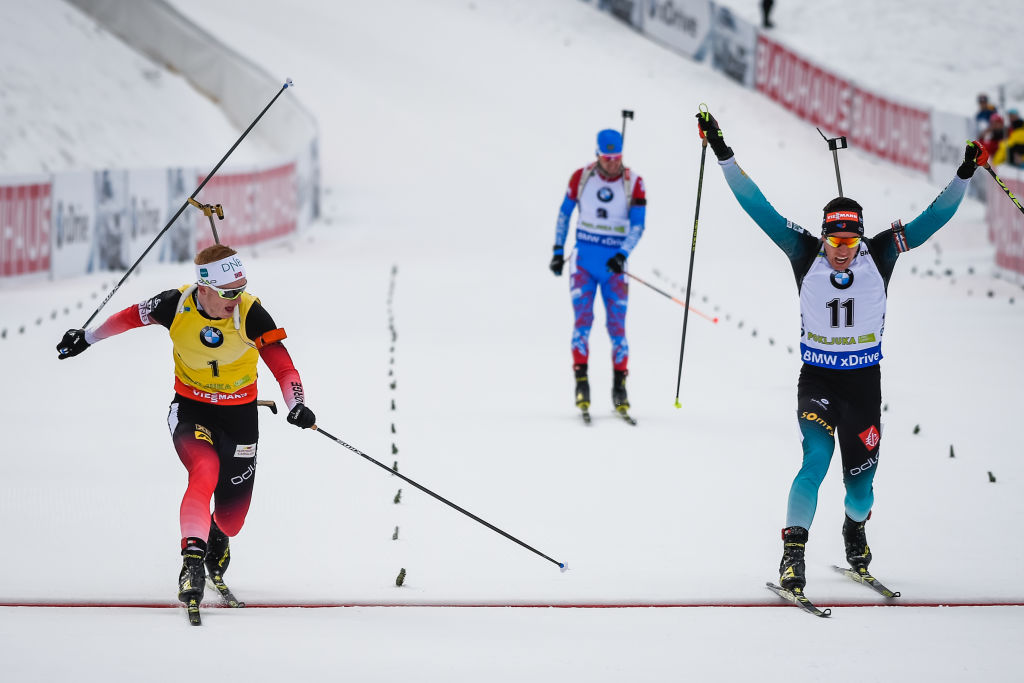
[0,179,52,277]
[193,162,298,251]
[988,173,1024,275]
[754,34,930,174]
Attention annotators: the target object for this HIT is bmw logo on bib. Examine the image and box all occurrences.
[200,326,224,348]
[597,187,614,202]
[830,269,854,290]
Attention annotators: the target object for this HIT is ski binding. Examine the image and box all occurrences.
[766,582,831,618]
[832,565,900,598]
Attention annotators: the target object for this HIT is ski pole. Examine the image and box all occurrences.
[816,127,848,197]
[984,164,1024,216]
[620,109,634,147]
[624,271,718,323]
[80,78,295,329]
[310,425,568,572]
[675,106,711,409]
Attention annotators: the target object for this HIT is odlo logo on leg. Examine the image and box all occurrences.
[231,463,255,486]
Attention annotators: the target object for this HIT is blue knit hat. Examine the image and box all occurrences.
[596,129,623,155]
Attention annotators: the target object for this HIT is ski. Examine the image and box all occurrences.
[208,574,246,607]
[616,406,637,425]
[765,582,832,618]
[581,410,592,424]
[578,402,592,425]
[831,565,900,598]
[185,598,202,625]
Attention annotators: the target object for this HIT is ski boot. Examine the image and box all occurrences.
[842,514,872,570]
[178,537,208,603]
[778,526,808,591]
[205,519,231,582]
[574,363,590,410]
[612,369,629,410]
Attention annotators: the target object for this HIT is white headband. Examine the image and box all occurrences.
[196,254,246,287]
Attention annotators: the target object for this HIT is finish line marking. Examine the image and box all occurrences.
[1,601,1022,609]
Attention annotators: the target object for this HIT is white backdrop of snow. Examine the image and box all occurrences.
[1,1,1022,681]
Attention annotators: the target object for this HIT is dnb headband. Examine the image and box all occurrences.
[196,254,245,287]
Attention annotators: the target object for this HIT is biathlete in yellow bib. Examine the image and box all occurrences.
[57,244,317,606]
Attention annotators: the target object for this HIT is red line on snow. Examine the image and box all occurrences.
[1,601,1022,609]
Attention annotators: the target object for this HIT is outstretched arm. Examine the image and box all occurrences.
[902,140,986,249]
[696,110,818,265]
[56,289,179,359]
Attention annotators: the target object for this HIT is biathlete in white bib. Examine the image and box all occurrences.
[696,110,989,594]
[549,128,647,414]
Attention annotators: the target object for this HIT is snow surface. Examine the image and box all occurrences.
[0,0,275,172]
[713,0,1024,114]
[1,1,1022,681]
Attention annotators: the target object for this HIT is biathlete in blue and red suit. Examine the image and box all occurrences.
[549,128,647,414]
[696,109,988,594]
[56,245,317,605]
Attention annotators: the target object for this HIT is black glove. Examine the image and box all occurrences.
[287,403,316,429]
[56,329,90,360]
[606,252,627,274]
[957,139,989,179]
[549,245,565,276]
[696,110,734,161]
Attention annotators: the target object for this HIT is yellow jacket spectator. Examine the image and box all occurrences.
[992,126,1024,167]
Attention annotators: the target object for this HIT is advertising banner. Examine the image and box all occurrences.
[0,178,51,277]
[607,0,643,29]
[642,0,711,60]
[194,162,298,251]
[988,173,1024,275]
[755,34,854,132]
[848,88,930,174]
[50,171,95,279]
[754,34,930,174]
[930,110,976,189]
[158,167,198,263]
[295,140,321,231]
[125,168,169,269]
[92,169,132,273]
[709,3,757,88]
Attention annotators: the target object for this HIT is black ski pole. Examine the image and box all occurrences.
[620,109,634,146]
[816,127,848,197]
[79,78,294,329]
[675,107,711,409]
[984,163,1024,217]
[311,425,568,572]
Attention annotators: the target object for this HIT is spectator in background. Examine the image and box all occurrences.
[980,114,1007,160]
[1007,108,1023,131]
[992,112,1024,168]
[976,94,998,134]
[761,0,774,28]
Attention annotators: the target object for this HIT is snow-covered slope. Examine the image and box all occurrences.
[0,0,274,172]
[1,1,1022,681]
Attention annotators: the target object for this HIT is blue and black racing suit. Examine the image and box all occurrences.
[719,156,970,529]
